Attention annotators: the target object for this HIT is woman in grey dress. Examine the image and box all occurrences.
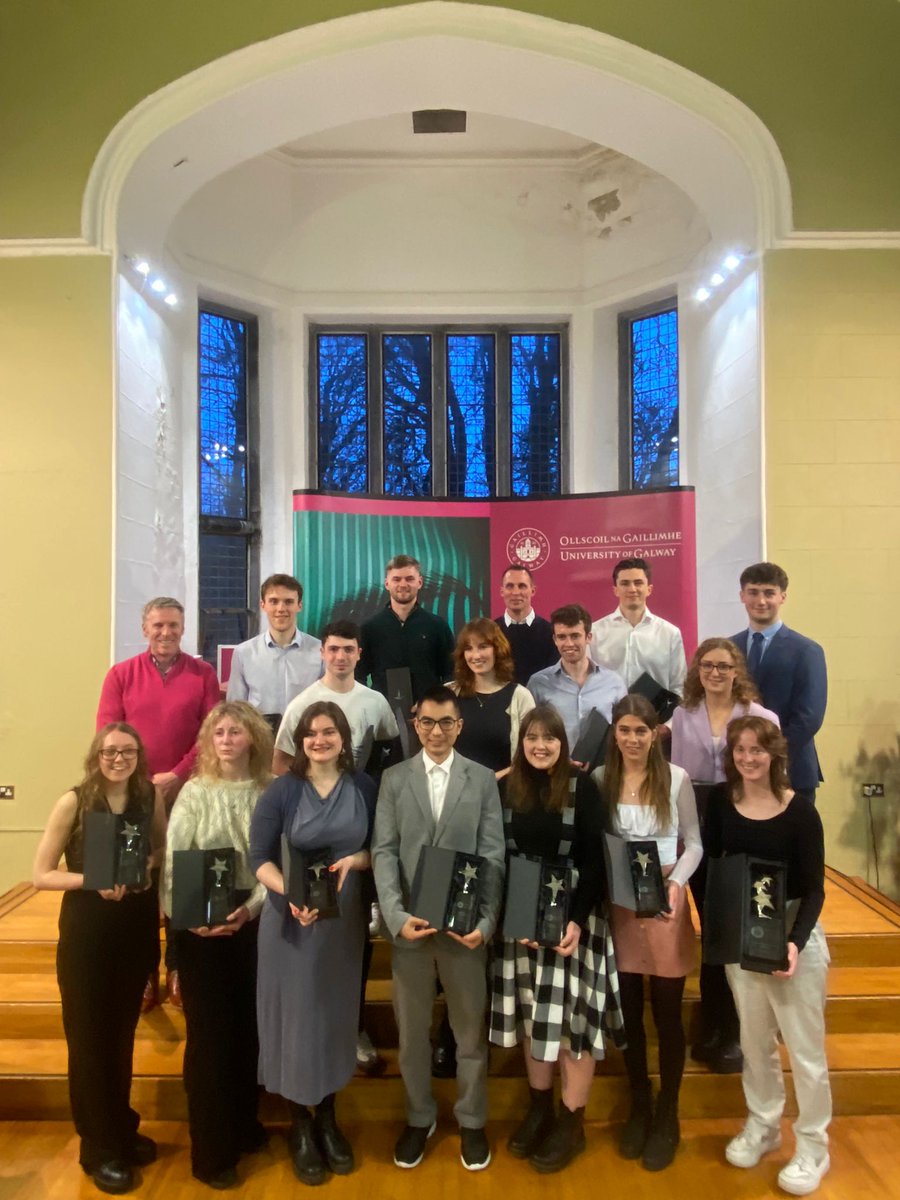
[250,701,375,1186]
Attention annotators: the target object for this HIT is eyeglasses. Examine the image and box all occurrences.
[416,717,460,732]
[699,661,736,675]
[99,748,138,762]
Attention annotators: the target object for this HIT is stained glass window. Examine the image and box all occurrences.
[383,334,432,496]
[317,334,368,492]
[447,334,495,498]
[628,308,679,489]
[511,333,561,497]
[199,312,248,518]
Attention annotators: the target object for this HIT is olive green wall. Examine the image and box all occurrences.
[2,0,899,238]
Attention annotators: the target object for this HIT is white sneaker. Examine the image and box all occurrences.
[778,1152,831,1196]
[726,1125,782,1168]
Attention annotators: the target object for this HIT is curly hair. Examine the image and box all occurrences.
[452,618,514,696]
[724,715,790,801]
[601,694,672,829]
[681,637,760,709]
[289,701,356,778]
[193,701,274,786]
[507,706,572,815]
[78,724,153,831]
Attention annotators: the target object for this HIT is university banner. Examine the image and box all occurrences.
[293,488,696,654]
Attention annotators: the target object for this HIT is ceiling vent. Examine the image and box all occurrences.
[412,109,467,134]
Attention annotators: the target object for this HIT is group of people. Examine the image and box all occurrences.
[33,553,831,1196]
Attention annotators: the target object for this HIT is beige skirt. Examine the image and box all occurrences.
[609,872,697,978]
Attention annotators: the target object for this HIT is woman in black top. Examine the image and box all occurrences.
[33,723,164,1195]
[488,706,624,1173]
[706,716,831,1197]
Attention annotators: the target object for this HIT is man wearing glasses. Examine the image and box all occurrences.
[96,596,220,1008]
[372,686,504,1173]
[730,562,827,802]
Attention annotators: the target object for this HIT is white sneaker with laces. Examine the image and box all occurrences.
[778,1152,830,1196]
[725,1125,782,1168]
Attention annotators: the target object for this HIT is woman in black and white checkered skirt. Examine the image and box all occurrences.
[488,705,625,1173]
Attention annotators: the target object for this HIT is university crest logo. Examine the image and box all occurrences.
[506,527,550,571]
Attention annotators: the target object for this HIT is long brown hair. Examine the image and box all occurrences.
[681,637,759,709]
[289,701,356,778]
[452,618,515,697]
[602,695,672,828]
[724,715,790,802]
[193,701,274,785]
[78,723,153,830]
[507,706,572,814]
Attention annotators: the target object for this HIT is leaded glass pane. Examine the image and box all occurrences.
[199,312,248,518]
[630,309,679,489]
[383,334,432,496]
[447,334,496,497]
[510,334,561,496]
[198,533,250,664]
[317,334,368,491]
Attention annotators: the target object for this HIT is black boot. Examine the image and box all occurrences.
[289,1104,327,1186]
[641,1093,680,1172]
[529,1105,586,1173]
[314,1094,355,1175]
[507,1087,555,1159]
[618,1084,653,1160]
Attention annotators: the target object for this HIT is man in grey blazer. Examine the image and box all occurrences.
[372,685,505,1172]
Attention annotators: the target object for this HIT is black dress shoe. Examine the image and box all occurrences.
[314,1107,354,1174]
[90,1160,135,1195]
[193,1166,238,1190]
[711,1039,744,1074]
[690,1031,719,1063]
[129,1134,157,1166]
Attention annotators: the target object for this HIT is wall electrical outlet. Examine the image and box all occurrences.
[862,783,885,798]
[0,786,14,800]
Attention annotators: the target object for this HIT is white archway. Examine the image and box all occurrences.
[83,1,791,259]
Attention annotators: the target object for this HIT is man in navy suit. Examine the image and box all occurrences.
[731,563,827,802]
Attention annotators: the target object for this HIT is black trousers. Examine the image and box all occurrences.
[57,887,159,1169]
[689,856,740,1044]
[173,922,261,1178]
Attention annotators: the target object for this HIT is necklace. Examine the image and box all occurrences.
[624,773,647,800]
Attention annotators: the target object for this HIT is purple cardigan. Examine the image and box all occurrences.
[670,700,780,783]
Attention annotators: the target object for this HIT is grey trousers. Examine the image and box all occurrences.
[391,935,488,1129]
[726,923,832,1161]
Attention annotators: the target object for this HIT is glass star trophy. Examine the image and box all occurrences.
[537,866,570,947]
[205,848,236,926]
[628,839,669,918]
[445,855,481,936]
[116,815,150,889]
[305,847,340,919]
[742,858,788,973]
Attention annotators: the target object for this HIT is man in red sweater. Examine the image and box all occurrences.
[96,597,220,1008]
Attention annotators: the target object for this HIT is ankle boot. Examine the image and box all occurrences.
[289,1104,327,1186]
[641,1093,680,1171]
[507,1087,555,1158]
[619,1084,653,1159]
[529,1105,586,1173]
[314,1095,354,1175]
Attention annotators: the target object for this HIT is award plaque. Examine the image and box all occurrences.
[537,864,571,946]
[629,673,681,723]
[205,848,236,926]
[445,855,481,936]
[627,839,670,918]
[116,816,150,889]
[502,854,575,946]
[82,811,151,891]
[571,709,610,771]
[741,857,788,974]
[281,837,340,919]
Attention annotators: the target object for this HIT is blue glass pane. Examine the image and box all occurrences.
[510,334,561,497]
[447,334,495,498]
[631,309,679,489]
[383,334,432,496]
[199,312,248,518]
[317,334,368,491]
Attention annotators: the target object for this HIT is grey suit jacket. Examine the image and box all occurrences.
[371,750,505,947]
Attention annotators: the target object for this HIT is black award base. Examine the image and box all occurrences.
[741,857,788,974]
[445,856,482,936]
[628,840,669,919]
[204,848,237,926]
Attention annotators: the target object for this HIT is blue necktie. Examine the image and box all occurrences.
[747,631,764,677]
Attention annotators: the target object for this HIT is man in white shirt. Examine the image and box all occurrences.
[226,574,322,725]
[590,557,687,695]
[273,620,399,775]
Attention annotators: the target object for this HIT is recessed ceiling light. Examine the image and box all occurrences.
[695,287,711,302]
[134,260,150,276]
[710,273,725,287]
[164,293,178,306]
[150,278,167,293]
[723,254,742,271]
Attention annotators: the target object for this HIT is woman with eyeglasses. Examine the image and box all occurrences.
[250,701,376,1186]
[708,716,830,1196]
[33,724,165,1195]
[594,694,701,1173]
[161,701,274,1189]
[670,639,779,1074]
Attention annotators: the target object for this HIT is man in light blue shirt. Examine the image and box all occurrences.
[527,603,627,752]
[226,573,322,724]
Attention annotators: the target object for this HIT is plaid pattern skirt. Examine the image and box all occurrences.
[488,910,626,1062]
